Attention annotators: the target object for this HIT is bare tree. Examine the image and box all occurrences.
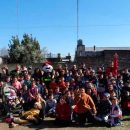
[0,47,8,56]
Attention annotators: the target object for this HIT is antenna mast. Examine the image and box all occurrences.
[16,0,19,36]
[77,0,79,42]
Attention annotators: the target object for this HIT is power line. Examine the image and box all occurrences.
[1,23,130,30]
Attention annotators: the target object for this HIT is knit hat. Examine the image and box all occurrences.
[104,92,110,98]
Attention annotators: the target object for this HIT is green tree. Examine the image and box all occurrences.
[8,34,43,64]
[8,36,22,63]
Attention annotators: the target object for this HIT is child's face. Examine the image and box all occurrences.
[49,95,53,100]
[31,81,36,87]
[112,98,118,105]
[26,75,31,80]
[108,85,113,91]
[6,77,11,82]
[66,82,70,86]
[23,85,28,91]
[80,88,85,94]
[13,77,18,82]
[60,98,65,104]
[55,87,59,92]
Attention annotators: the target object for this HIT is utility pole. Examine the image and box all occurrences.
[77,0,79,42]
[16,0,19,36]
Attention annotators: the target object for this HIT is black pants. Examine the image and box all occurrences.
[55,118,71,126]
[78,111,94,125]
[23,100,35,111]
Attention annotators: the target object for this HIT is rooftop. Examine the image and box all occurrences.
[85,47,130,51]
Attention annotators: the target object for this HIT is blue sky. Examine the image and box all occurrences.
[1,0,130,57]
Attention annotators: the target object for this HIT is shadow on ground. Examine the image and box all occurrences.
[25,118,107,130]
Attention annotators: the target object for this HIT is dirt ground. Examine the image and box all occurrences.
[0,117,130,130]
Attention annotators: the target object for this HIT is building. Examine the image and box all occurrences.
[75,39,130,69]
[45,53,71,63]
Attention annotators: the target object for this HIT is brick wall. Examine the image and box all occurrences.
[75,50,130,69]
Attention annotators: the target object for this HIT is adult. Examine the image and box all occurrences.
[73,88,97,125]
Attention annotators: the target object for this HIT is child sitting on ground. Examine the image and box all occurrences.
[108,96,122,127]
[9,94,45,127]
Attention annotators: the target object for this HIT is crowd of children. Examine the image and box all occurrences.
[0,62,130,128]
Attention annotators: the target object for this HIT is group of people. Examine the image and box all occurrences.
[0,62,130,128]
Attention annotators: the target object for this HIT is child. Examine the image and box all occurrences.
[9,94,45,128]
[55,96,71,126]
[95,93,111,125]
[108,96,122,127]
[45,94,57,117]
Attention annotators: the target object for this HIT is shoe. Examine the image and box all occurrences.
[9,123,14,128]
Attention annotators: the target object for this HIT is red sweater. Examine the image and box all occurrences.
[56,103,71,120]
[49,82,58,91]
